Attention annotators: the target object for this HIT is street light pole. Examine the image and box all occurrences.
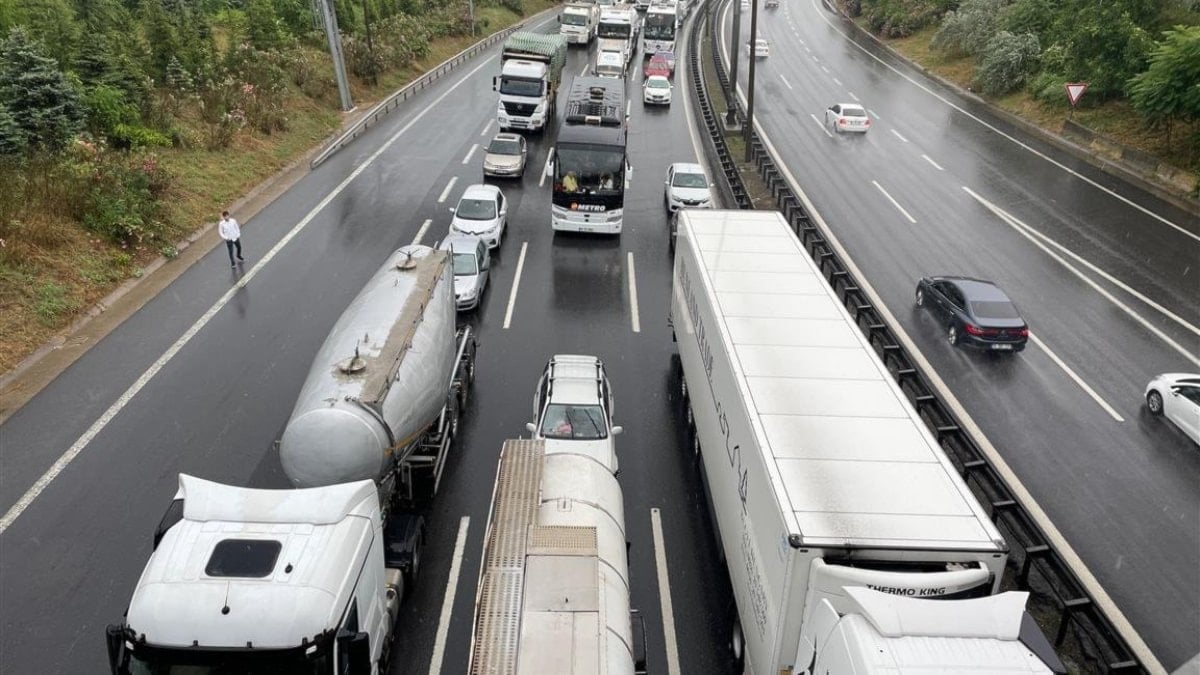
[726,0,742,127]
[744,0,758,161]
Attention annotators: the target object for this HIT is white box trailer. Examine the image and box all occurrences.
[669,210,1063,675]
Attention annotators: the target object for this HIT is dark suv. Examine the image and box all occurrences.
[915,276,1029,353]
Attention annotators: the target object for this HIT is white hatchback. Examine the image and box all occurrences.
[527,355,623,473]
[449,184,507,249]
[643,75,673,105]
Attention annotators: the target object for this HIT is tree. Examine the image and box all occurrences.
[0,27,84,153]
[1128,25,1200,125]
[976,30,1040,95]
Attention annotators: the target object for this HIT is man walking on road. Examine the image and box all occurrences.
[219,210,244,268]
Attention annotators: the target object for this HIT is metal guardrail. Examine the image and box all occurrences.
[685,3,1149,673]
[310,24,527,169]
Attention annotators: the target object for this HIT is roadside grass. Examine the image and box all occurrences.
[697,31,776,209]
[881,23,1198,172]
[0,1,555,375]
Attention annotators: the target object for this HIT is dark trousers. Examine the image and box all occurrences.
[225,238,243,265]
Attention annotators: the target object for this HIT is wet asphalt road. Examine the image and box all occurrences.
[1,1,1198,673]
[723,0,1199,669]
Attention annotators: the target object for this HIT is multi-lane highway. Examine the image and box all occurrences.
[722,0,1200,670]
[1,1,1197,673]
[0,15,739,674]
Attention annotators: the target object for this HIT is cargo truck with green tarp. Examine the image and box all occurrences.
[493,32,568,132]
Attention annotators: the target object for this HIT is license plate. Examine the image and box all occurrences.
[991,344,1013,350]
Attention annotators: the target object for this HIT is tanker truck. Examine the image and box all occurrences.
[670,210,1064,674]
[468,438,647,674]
[105,245,476,674]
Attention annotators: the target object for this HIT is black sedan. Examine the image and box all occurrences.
[915,276,1029,353]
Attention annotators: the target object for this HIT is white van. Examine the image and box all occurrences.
[594,49,627,78]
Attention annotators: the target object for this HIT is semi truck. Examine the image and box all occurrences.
[597,6,639,67]
[670,210,1065,675]
[467,438,646,674]
[106,245,477,674]
[559,1,600,45]
[494,32,568,132]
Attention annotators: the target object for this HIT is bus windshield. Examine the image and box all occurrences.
[598,23,631,39]
[555,144,625,194]
[644,14,676,38]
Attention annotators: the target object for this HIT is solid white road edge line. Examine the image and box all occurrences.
[921,153,944,171]
[627,252,641,333]
[963,186,1200,366]
[462,143,478,165]
[890,128,909,143]
[871,180,917,224]
[1030,334,1125,421]
[726,47,1164,664]
[0,55,501,536]
[428,516,470,675]
[412,218,433,246]
[503,242,529,330]
[651,508,682,675]
[805,0,1194,242]
[437,176,458,203]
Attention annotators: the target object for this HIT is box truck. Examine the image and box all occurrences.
[670,210,1064,675]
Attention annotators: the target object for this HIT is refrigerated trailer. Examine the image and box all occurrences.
[669,210,1064,675]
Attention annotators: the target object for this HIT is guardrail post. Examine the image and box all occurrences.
[1018,544,1050,588]
[1055,598,1091,646]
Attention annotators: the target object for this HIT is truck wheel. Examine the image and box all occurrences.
[730,613,746,671]
[404,529,424,593]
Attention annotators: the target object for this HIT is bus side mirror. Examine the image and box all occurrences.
[105,625,126,674]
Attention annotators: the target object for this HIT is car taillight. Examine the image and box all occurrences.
[838,119,847,126]
[864,118,871,126]
[1016,327,1029,337]
[964,324,998,336]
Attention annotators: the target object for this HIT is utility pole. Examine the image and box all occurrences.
[469,0,476,37]
[726,0,742,128]
[317,0,354,111]
[361,0,376,85]
[744,0,758,161]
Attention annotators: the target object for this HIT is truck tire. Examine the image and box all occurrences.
[730,609,746,671]
[404,529,424,593]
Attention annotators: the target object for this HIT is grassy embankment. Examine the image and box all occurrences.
[874,23,1199,173]
[0,1,556,375]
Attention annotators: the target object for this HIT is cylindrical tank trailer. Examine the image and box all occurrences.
[279,245,474,500]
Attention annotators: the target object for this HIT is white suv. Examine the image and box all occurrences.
[526,354,623,473]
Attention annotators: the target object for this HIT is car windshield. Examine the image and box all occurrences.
[488,139,521,155]
[672,171,707,188]
[842,105,866,118]
[540,403,608,440]
[451,252,478,275]
[756,39,768,47]
[970,300,1020,320]
[647,78,669,89]
[456,198,497,220]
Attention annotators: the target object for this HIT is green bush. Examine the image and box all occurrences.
[111,124,173,149]
[976,30,1040,95]
[932,0,1011,57]
[77,149,173,245]
[862,0,954,37]
[34,281,80,325]
[84,84,140,139]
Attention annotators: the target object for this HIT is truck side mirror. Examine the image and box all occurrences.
[342,631,372,675]
[492,76,499,92]
[526,422,538,435]
[105,625,126,674]
[611,425,623,436]
[630,609,648,674]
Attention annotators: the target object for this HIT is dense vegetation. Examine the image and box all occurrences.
[844,0,1199,152]
[0,0,531,371]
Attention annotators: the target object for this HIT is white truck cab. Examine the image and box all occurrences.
[107,475,421,675]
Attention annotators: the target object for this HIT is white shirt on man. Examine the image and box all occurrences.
[219,217,241,241]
